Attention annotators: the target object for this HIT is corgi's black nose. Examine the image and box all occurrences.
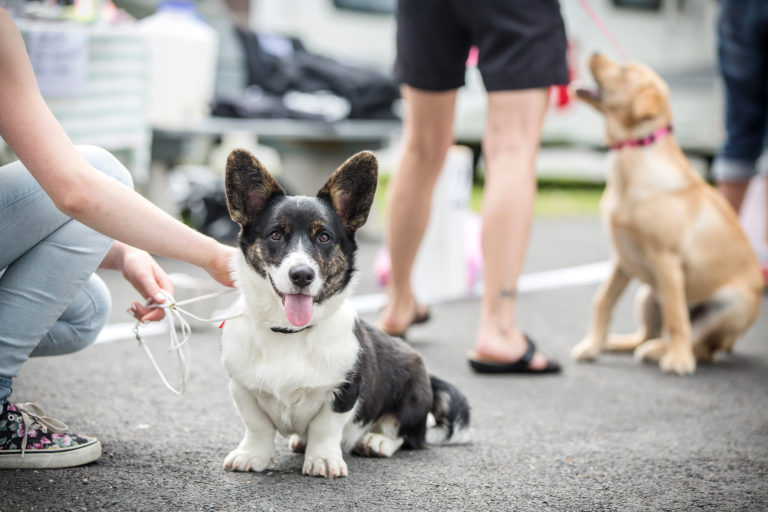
[289,265,315,288]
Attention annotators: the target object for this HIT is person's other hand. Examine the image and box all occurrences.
[121,247,175,323]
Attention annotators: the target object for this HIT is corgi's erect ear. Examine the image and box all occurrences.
[317,151,378,234]
[225,149,285,225]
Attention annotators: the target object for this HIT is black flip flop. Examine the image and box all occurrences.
[381,307,431,339]
[467,335,561,374]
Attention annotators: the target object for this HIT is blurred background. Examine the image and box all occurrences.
[4,5,768,507]
[0,0,765,298]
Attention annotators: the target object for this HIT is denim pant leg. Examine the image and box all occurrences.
[30,274,111,357]
[711,0,768,182]
[0,146,133,402]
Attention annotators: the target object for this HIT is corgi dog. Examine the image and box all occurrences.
[220,149,470,477]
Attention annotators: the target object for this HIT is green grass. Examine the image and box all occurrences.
[377,175,604,218]
[534,178,605,217]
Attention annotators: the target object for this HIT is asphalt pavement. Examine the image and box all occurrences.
[2,215,767,511]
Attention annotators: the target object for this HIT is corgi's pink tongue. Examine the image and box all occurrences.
[284,294,313,326]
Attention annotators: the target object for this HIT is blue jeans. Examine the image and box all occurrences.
[0,146,133,402]
[712,0,768,182]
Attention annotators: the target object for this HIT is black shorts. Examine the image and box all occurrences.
[395,0,569,92]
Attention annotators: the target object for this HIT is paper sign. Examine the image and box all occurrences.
[25,30,88,98]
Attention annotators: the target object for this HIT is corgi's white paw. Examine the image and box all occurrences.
[223,448,271,472]
[302,455,348,478]
[354,432,403,457]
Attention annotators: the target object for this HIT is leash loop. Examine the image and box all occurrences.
[133,289,242,396]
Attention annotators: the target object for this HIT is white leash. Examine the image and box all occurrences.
[133,289,242,396]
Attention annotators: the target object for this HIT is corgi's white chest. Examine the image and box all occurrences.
[222,312,358,391]
[221,314,359,437]
[221,250,361,436]
[253,386,333,436]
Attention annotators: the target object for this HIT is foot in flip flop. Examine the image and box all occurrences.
[377,301,431,339]
[467,334,560,374]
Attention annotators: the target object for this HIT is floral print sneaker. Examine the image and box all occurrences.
[0,401,101,469]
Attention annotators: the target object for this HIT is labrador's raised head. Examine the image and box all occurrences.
[577,53,672,144]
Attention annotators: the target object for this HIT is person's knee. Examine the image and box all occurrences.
[483,91,547,162]
[482,133,538,168]
[32,274,112,357]
[403,133,453,171]
[76,145,134,189]
[74,274,111,351]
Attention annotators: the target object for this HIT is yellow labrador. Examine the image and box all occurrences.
[571,53,763,375]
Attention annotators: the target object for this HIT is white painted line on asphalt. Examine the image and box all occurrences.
[349,259,612,312]
[95,321,165,344]
[95,260,611,345]
[517,259,611,294]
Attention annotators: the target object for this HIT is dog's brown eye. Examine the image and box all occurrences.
[318,232,330,243]
[270,231,282,241]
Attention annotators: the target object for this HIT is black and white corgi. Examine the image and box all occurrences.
[220,149,470,478]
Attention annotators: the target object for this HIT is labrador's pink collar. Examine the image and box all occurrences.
[611,125,673,150]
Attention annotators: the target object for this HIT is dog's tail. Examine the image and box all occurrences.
[426,375,471,445]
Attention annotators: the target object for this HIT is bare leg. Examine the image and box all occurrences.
[717,179,749,213]
[472,89,552,370]
[378,86,457,334]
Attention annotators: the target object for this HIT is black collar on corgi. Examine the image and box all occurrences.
[271,325,312,334]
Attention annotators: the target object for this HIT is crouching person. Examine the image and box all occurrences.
[0,11,237,469]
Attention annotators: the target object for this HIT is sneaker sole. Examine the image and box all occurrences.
[0,440,102,469]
